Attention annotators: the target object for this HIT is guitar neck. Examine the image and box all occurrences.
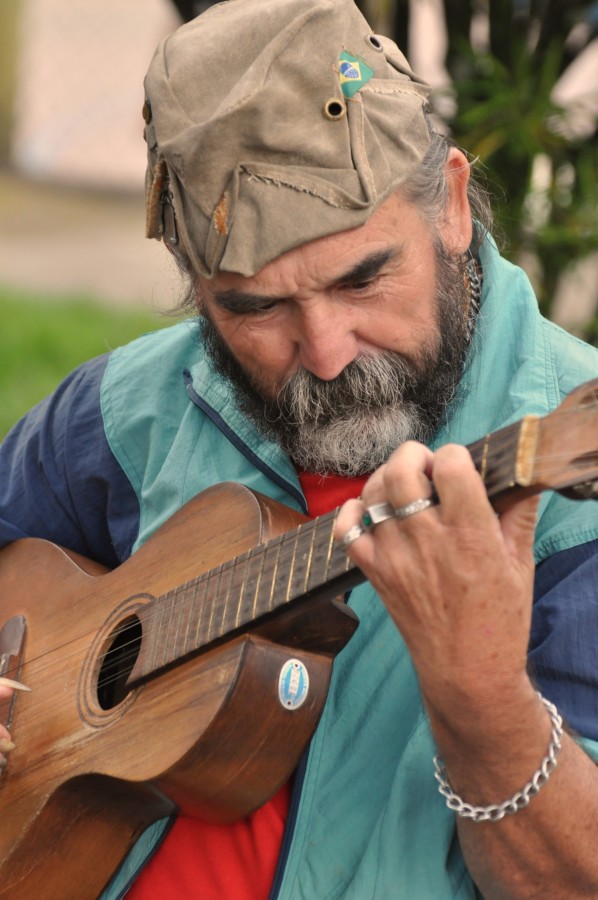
[132,378,598,686]
[129,511,362,686]
[468,416,540,500]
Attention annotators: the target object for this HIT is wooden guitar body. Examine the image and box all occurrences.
[2,376,598,898]
[0,484,358,898]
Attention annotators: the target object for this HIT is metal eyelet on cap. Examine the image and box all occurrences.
[323,97,347,121]
[365,33,384,51]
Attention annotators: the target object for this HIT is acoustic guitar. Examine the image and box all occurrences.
[1,378,597,898]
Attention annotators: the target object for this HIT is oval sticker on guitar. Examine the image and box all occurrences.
[278,659,309,711]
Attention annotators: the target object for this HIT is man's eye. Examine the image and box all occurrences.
[346,279,376,292]
[239,300,280,316]
[253,300,279,313]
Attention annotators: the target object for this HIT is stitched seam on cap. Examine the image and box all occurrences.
[350,94,375,198]
[360,83,427,97]
[241,167,356,208]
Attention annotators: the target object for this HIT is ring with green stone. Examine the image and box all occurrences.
[362,502,396,529]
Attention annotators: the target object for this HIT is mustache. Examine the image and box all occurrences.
[269,352,421,426]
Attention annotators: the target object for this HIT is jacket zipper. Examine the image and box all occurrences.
[183,370,307,514]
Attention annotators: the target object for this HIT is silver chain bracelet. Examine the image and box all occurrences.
[433,693,564,823]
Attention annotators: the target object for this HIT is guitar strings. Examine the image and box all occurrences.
[1,512,343,699]
[2,435,597,703]
[3,440,597,700]
[3,456,596,708]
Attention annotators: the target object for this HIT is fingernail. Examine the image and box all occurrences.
[0,677,31,692]
[0,739,15,753]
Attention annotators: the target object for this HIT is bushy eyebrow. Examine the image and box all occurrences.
[337,247,399,286]
[212,287,278,314]
[212,246,400,313]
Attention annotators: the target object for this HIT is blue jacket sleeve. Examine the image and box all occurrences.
[530,537,598,741]
[0,354,140,567]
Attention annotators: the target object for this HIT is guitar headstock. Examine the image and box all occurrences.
[534,378,598,500]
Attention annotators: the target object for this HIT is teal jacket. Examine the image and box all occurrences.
[51,238,598,897]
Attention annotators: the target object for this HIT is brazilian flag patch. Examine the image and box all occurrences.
[339,51,374,98]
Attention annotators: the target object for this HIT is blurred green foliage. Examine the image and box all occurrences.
[0,287,168,438]
[362,0,598,337]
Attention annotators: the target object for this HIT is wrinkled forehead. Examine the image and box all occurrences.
[205,193,404,289]
[199,188,414,300]
[143,0,431,279]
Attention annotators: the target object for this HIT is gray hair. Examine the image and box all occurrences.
[401,120,493,251]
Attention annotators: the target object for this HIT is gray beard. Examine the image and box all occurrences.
[199,245,471,476]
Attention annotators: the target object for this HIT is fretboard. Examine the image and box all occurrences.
[135,510,361,680]
[134,414,538,682]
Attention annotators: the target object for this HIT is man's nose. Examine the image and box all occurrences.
[296,302,360,381]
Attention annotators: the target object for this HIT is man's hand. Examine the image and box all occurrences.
[335,440,539,714]
[0,677,29,769]
[335,441,598,899]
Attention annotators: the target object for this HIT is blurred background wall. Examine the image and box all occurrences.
[0,0,597,328]
[0,0,181,309]
[9,0,178,190]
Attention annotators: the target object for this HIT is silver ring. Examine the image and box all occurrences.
[393,497,438,520]
[362,502,395,530]
[341,523,366,548]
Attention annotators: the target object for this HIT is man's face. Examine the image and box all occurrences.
[196,178,473,475]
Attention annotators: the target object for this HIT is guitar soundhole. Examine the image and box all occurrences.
[97,615,142,710]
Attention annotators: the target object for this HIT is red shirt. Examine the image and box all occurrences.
[129,471,368,898]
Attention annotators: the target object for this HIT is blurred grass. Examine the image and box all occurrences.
[0,287,170,438]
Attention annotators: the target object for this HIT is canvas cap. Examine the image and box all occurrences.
[143,0,431,278]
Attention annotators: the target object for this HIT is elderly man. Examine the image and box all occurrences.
[1,0,598,897]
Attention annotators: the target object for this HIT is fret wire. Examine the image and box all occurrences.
[469,422,521,458]
[302,520,317,594]
[308,517,331,593]
[479,435,490,482]
[218,554,239,638]
[284,527,300,607]
[324,511,338,581]
[251,542,268,623]
[154,594,166,668]
[234,549,253,629]
[220,563,234,637]
[166,587,179,659]
[191,575,207,655]
[267,534,285,613]
[180,580,194,658]
[204,563,223,645]
[172,585,187,661]
[160,590,176,668]
[267,531,291,613]
[150,597,165,672]
[469,422,523,495]
[169,587,184,665]
[287,518,320,603]
[241,549,266,628]
[282,529,300,607]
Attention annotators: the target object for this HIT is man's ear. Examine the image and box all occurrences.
[439,148,473,255]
